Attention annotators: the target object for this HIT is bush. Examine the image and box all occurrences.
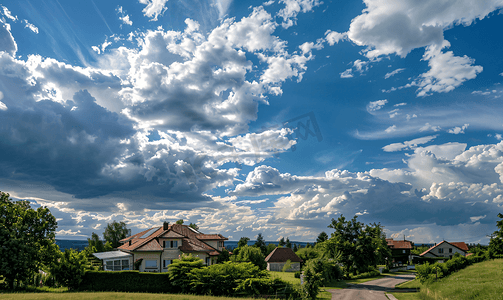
[189,261,267,296]
[235,277,300,299]
[51,249,89,290]
[382,267,389,273]
[349,269,380,280]
[79,271,173,293]
[168,254,204,293]
[294,271,301,278]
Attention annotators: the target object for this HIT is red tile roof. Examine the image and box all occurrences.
[420,241,469,256]
[387,239,413,249]
[265,247,303,263]
[118,223,226,257]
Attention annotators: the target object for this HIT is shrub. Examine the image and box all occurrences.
[168,254,204,293]
[50,248,89,290]
[382,267,389,273]
[349,269,380,280]
[79,271,173,293]
[294,271,301,278]
[235,277,300,299]
[189,261,267,296]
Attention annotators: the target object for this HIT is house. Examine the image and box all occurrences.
[420,241,469,259]
[386,238,414,265]
[93,250,133,271]
[94,222,227,272]
[265,247,303,272]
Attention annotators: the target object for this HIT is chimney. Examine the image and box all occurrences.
[163,221,170,230]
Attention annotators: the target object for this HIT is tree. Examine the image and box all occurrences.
[103,221,130,249]
[86,232,105,253]
[286,237,292,248]
[293,243,298,252]
[265,243,276,256]
[489,213,503,255]
[0,191,58,289]
[176,219,184,224]
[238,237,250,248]
[217,248,231,263]
[316,231,328,244]
[50,248,89,290]
[231,245,267,270]
[254,233,267,256]
[189,222,199,231]
[327,214,389,275]
[278,237,286,247]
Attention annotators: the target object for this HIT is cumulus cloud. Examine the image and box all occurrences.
[0,20,17,55]
[139,0,169,21]
[325,30,346,46]
[340,69,353,78]
[117,6,133,26]
[420,123,441,132]
[448,123,469,134]
[277,0,321,29]
[24,21,39,34]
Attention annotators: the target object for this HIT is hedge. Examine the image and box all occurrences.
[415,254,486,284]
[79,271,173,293]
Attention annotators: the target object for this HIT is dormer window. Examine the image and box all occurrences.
[163,240,178,248]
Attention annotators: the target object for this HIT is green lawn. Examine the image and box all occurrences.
[391,259,503,300]
[0,292,258,300]
[269,271,300,285]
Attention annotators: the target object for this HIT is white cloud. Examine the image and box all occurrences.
[496,134,503,140]
[139,0,169,21]
[340,69,353,78]
[24,21,39,34]
[0,101,7,111]
[389,108,399,118]
[277,0,321,29]
[414,42,483,97]
[325,30,346,46]
[382,135,437,152]
[448,123,469,134]
[367,99,388,113]
[1,6,17,21]
[0,20,17,55]
[214,0,233,18]
[420,123,441,132]
[394,102,407,107]
[385,125,397,133]
[385,68,405,79]
[120,15,133,26]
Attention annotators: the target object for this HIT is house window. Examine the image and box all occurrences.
[438,248,444,254]
[449,248,452,253]
[206,257,210,265]
[163,260,172,268]
[402,250,406,254]
[163,240,178,248]
[145,260,157,269]
[105,259,130,271]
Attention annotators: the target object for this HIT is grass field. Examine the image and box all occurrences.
[269,271,300,285]
[0,292,258,300]
[392,259,503,300]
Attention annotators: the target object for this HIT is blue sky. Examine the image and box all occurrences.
[1,0,503,244]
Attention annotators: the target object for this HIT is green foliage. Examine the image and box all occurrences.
[301,264,322,300]
[237,237,250,248]
[278,237,286,247]
[189,223,199,231]
[103,221,129,249]
[489,213,503,255]
[294,271,301,278]
[176,219,184,224]
[235,277,300,299]
[281,260,293,272]
[86,232,105,253]
[415,254,487,284]
[254,233,267,256]
[133,259,142,270]
[0,191,58,289]
[189,261,267,296]
[168,254,204,293]
[231,245,267,270]
[286,237,292,249]
[303,258,343,285]
[326,214,390,275]
[265,243,277,256]
[216,248,231,263]
[348,269,380,280]
[316,231,328,244]
[411,245,429,256]
[79,271,173,293]
[50,248,89,290]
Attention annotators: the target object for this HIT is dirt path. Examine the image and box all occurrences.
[326,274,415,300]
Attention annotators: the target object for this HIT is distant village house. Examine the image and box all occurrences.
[265,247,303,272]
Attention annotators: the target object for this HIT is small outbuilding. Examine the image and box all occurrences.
[265,247,303,272]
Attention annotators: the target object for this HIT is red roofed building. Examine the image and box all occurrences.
[386,238,414,264]
[265,247,303,272]
[100,222,228,272]
[420,241,469,259]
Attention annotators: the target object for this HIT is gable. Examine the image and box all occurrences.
[265,247,303,263]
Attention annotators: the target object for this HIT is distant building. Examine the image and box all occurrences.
[93,222,227,272]
[420,241,469,259]
[386,238,414,264]
[265,247,303,272]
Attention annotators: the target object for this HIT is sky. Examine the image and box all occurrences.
[1,0,503,244]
